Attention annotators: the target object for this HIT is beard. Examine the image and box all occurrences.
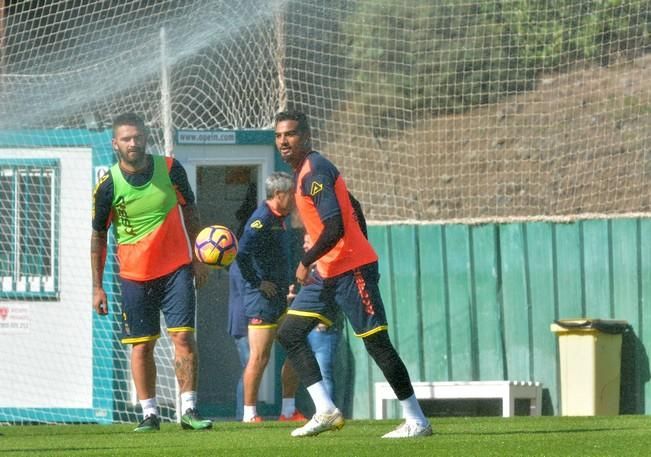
[117,146,146,168]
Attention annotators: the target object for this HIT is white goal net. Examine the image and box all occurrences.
[1,0,650,423]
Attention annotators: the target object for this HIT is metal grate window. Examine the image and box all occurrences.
[0,159,60,299]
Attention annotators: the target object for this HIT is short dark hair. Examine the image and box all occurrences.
[274,110,311,135]
[112,112,146,136]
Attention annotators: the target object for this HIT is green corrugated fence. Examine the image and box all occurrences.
[336,218,651,418]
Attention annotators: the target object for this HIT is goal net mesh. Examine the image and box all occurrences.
[1,0,650,423]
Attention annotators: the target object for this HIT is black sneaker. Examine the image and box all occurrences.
[181,408,212,430]
[134,415,160,432]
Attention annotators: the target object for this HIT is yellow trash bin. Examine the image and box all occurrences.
[550,319,629,416]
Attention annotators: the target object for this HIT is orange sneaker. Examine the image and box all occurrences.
[243,415,264,423]
[278,410,307,422]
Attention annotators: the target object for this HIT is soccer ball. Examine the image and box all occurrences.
[194,225,238,268]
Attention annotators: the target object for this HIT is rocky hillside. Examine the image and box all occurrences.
[325,56,651,222]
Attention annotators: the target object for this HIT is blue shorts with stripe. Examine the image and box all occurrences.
[119,264,195,344]
[288,262,388,338]
[243,282,288,326]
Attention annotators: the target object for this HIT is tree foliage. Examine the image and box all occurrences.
[341,0,651,134]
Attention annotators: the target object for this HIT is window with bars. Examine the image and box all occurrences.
[0,159,59,299]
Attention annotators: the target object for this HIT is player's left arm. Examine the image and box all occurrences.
[236,215,278,298]
[348,191,368,238]
[170,159,209,288]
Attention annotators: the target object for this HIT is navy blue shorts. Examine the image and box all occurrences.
[119,264,196,344]
[288,262,388,338]
[243,282,288,328]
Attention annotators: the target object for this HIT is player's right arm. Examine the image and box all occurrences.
[91,229,108,315]
[235,219,261,288]
[236,212,278,298]
[299,166,344,269]
[91,172,113,315]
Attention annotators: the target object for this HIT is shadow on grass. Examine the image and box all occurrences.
[435,423,648,436]
[2,447,123,454]
[1,439,198,454]
[444,426,646,437]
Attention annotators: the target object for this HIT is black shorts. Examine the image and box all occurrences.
[288,262,388,337]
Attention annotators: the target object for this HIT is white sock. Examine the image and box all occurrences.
[243,404,257,422]
[400,394,428,425]
[306,381,336,414]
[180,391,197,414]
[140,397,158,419]
[281,397,296,417]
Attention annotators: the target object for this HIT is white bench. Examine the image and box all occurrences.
[374,381,543,419]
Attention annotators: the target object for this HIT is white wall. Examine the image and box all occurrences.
[173,144,278,405]
[0,147,93,408]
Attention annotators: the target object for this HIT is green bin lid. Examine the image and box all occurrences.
[551,318,630,334]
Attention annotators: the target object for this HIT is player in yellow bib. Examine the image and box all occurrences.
[91,112,211,432]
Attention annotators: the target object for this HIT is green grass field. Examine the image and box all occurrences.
[2,416,651,457]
